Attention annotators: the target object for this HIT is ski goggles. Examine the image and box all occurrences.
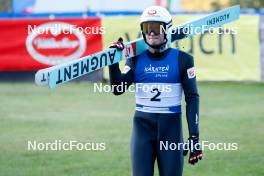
[141,21,165,35]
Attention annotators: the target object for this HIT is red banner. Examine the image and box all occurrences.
[0,18,102,71]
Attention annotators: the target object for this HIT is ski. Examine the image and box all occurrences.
[35,5,240,88]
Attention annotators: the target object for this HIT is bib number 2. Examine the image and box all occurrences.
[150,88,161,102]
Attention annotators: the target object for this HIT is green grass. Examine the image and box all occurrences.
[0,82,263,176]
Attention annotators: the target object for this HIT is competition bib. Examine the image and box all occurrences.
[135,83,182,113]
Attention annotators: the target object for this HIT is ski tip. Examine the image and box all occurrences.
[220,5,240,21]
[231,4,241,19]
[229,4,241,15]
[35,70,49,86]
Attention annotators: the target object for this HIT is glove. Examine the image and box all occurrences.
[109,37,125,51]
[183,135,203,165]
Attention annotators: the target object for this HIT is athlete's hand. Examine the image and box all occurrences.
[183,135,203,165]
[109,37,125,51]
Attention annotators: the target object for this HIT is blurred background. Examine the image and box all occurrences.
[0,0,263,176]
[0,0,263,81]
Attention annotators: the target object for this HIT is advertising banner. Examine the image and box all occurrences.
[0,18,102,71]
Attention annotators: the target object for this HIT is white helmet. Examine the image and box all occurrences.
[140,6,172,30]
[140,6,173,49]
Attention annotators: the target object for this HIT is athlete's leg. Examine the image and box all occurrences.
[156,113,184,176]
[131,111,157,176]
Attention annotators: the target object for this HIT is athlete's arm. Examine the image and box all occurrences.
[179,51,199,136]
[109,59,134,95]
[108,38,134,95]
[179,51,202,164]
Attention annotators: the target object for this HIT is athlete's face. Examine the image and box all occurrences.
[143,22,165,46]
